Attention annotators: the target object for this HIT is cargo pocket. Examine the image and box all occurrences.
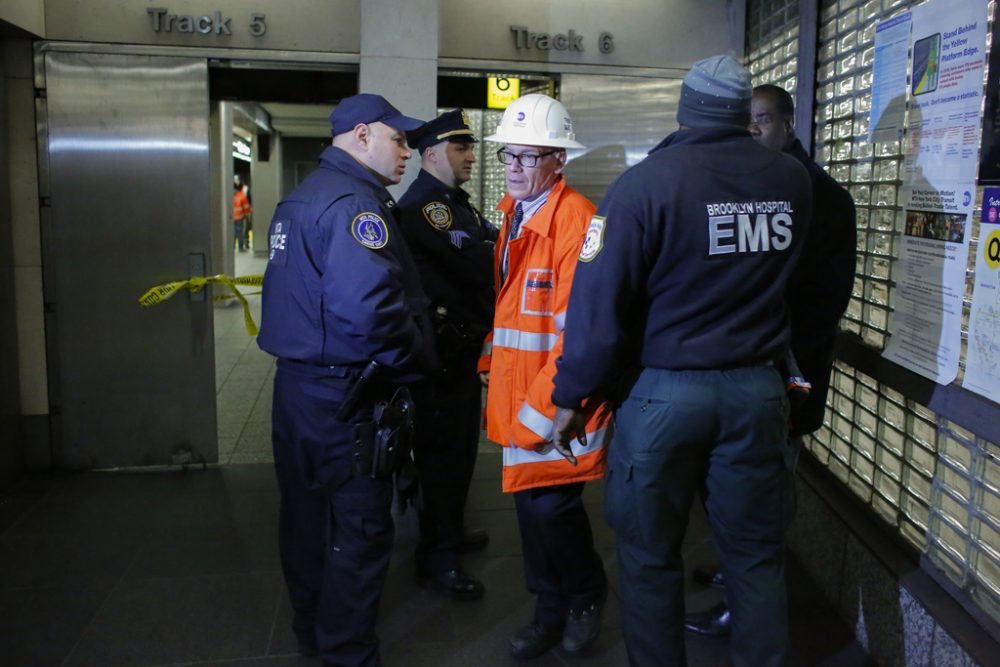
[330,477,394,568]
[604,459,642,545]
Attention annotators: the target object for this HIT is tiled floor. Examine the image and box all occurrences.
[0,250,874,666]
[0,457,872,666]
[214,251,275,466]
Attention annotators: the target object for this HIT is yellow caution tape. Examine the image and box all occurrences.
[139,274,264,336]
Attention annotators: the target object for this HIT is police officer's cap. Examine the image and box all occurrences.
[330,93,424,136]
[407,109,478,151]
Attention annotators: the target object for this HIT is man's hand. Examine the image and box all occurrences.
[552,406,587,466]
[478,371,489,387]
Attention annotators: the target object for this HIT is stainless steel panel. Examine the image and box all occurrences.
[560,74,683,206]
[44,51,215,466]
[37,41,360,68]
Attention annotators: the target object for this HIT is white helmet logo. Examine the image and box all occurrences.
[483,94,586,149]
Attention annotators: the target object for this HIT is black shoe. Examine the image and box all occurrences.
[457,528,489,553]
[417,568,485,601]
[562,597,605,654]
[684,602,731,637]
[509,621,562,660]
[692,565,725,589]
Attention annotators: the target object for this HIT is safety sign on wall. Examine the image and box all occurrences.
[487,77,521,110]
[881,0,986,386]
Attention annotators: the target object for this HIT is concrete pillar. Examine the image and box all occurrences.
[359,0,438,197]
[6,38,48,469]
[251,131,281,256]
[210,102,235,281]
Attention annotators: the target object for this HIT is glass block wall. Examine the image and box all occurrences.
[432,108,498,217]
[746,0,1000,624]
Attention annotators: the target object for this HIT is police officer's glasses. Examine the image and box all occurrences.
[496,149,558,167]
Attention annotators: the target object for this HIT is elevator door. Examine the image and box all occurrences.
[44,51,215,467]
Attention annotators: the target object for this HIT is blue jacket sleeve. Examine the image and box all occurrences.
[552,177,648,408]
[321,196,431,375]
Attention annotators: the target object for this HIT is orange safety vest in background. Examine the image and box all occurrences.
[478,176,611,493]
[233,189,252,221]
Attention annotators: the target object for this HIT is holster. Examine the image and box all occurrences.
[351,386,415,479]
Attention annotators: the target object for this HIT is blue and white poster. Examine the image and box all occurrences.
[883,186,972,384]
[883,0,985,385]
[869,11,911,143]
[902,0,986,189]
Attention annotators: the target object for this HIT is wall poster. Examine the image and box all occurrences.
[882,0,986,384]
[963,188,1000,401]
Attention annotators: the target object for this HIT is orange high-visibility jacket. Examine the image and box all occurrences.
[479,177,611,493]
[233,189,252,221]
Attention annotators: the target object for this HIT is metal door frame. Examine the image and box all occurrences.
[32,42,357,469]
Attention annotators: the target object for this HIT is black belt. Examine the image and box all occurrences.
[278,358,364,378]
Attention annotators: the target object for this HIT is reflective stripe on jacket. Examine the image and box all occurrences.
[480,176,611,493]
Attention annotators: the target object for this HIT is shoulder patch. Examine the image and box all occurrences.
[579,215,606,262]
[268,219,291,266]
[422,202,452,230]
[351,212,390,250]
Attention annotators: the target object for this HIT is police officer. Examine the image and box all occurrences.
[551,56,814,667]
[684,82,858,639]
[397,109,496,600]
[257,93,431,667]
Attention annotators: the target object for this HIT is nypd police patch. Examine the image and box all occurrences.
[422,202,453,230]
[579,215,606,262]
[351,212,389,250]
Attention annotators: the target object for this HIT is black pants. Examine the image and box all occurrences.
[514,482,607,627]
[271,361,394,667]
[412,353,481,573]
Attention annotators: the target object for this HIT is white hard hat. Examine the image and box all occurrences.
[485,94,585,149]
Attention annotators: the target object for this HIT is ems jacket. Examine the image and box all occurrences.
[479,176,611,493]
[257,146,434,381]
[785,138,857,436]
[552,127,814,408]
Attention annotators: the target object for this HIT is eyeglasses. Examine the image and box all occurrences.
[496,149,558,167]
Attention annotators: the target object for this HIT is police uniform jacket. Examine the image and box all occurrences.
[257,146,434,380]
[478,176,611,493]
[552,126,813,408]
[785,138,857,435]
[397,168,496,336]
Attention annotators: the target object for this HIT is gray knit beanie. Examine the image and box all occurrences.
[676,55,752,129]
